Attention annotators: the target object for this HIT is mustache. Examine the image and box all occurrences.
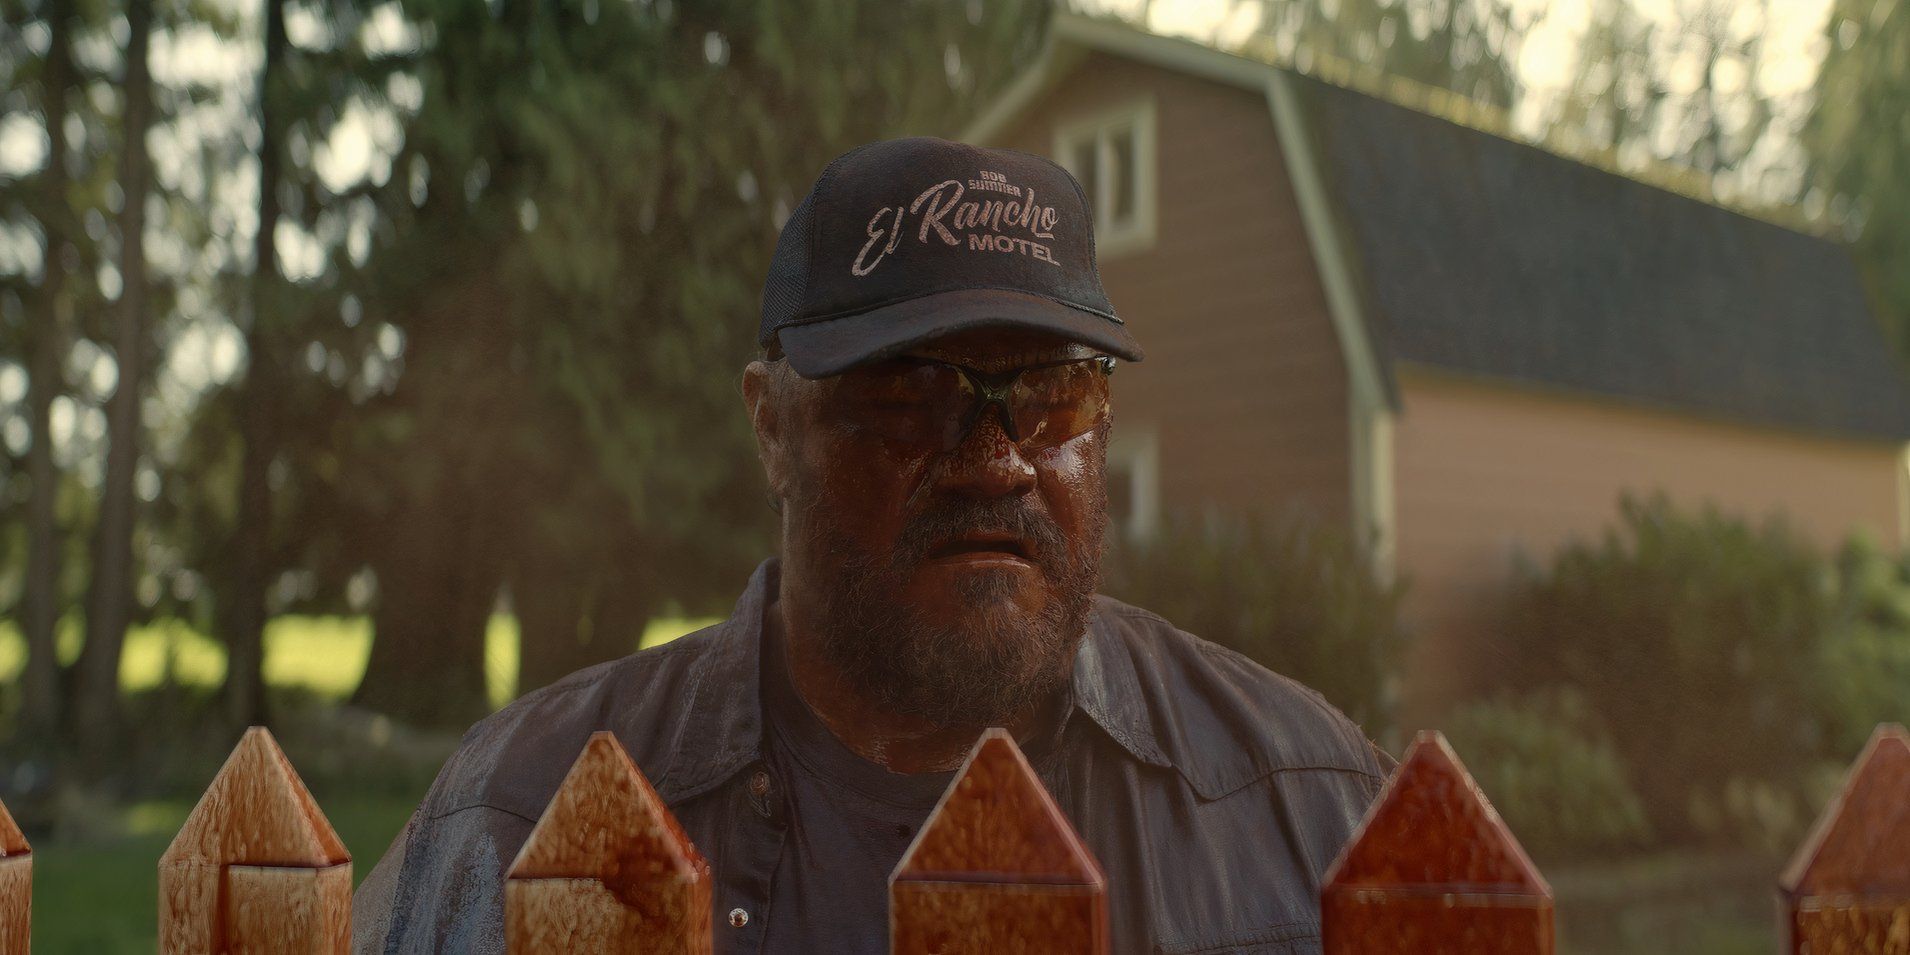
[890,497,1070,572]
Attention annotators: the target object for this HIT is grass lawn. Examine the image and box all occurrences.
[1549,849,1782,955]
[0,613,719,710]
[28,793,418,954]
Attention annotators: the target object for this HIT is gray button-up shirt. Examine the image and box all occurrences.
[352,558,1391,954]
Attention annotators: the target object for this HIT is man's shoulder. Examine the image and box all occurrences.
[1084,593,1389,799]
[351,625,741,952]
[419,623,729,822]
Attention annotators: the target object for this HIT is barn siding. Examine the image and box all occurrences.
[1393,366,1906,719]
[988,51,1353,527]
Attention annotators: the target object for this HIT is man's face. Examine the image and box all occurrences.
[747,326,1111,726]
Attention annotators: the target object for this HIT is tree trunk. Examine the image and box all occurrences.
[589,553,656,661]
[74,0,154,755]
[516,539,659,695]
[20,0,75,737]
[351,490,504,727]
[221,0,287,729]
[513,558,591,695]
[349,269,523,726]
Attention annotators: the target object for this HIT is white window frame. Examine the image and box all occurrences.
[1053,97,1158,259]
[1106,424,1161,542]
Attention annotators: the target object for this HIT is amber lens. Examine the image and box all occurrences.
[833,360,968,447]
[835,358,1107,451]
[1010,360,1110,449]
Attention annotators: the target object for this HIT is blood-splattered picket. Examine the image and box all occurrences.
[0,797,28,955]
[0,723,1903,953]
[1320,731,1553,955]
[505,731,712,954]
[1778,724,1910,955]
[889,728,1107,955]
[157,727,352,954]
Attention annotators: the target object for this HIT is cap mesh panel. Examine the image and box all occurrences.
[759,191,816,349]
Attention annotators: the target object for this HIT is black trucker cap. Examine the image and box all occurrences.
[760,136,1144,377]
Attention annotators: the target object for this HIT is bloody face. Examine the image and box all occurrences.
[763,326,1112,726]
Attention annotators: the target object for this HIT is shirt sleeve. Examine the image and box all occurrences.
[351,810,414,954]
[349,803,531,955]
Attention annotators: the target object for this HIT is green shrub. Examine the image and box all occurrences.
[1683,761,1852,855]
[1442,687,1651,860]
[1821,536,1910,758]
[1099,512,1405,735]
[1497,494,1838,846]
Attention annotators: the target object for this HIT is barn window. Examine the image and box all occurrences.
[1106,425,1160,541]
[1054,98,1157,257]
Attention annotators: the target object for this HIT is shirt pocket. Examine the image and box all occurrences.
[1155,920,1321,955]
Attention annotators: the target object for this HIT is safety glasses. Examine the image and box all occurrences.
[829,354,1115,453]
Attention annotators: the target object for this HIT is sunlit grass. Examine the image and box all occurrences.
[0,613,717,710]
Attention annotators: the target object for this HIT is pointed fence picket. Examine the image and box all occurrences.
[1321,730,1555,955]
[889,727,1108,955]
[505,730,712,954]
[158,726,351,954]
[0,797,29,955]
[1778,723,1910,954]
[7,722,1910,952]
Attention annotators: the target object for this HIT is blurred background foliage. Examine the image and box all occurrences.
[1467,496,1910,861]
[0,0,1908,950]
[1109,495,1910,868]
[1102,511,1406,736]
[1442,686,1652,860]
[1497,495,1838,851]
[0,0,1056,752]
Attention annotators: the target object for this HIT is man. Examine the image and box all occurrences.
[353,137,1391,954]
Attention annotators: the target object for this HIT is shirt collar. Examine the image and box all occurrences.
[1071,599,1173,769]
[657,558,774,803]
[657,556,1168,803]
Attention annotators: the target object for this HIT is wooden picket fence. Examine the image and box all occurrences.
[0,723,1903,953]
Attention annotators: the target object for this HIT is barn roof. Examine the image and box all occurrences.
[1294,74,1910,440]
[967,15,1910,442]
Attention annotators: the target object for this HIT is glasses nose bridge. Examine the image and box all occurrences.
[953,365,1025,446]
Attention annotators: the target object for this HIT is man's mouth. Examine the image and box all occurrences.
[927,532,1033,563]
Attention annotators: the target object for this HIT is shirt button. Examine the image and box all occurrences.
[729,907,750,928]
[748,769,777,820]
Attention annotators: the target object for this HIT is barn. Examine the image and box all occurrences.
[965,14,1910,719]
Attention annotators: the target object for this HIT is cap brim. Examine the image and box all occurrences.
[775,288,1144,378]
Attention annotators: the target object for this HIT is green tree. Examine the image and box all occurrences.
[214,0,375,727]
[1,0,136,750]
[1538,0,1806,212]
[26,0,247,751]
[72,0,157,755]
[1660,0,1776,181]
[1541,0,1666,159]
[1805,0,1910,357]
[152,0,409,730]
[215,0,287,728]
[8,0,84,734]
[1239,0,1533,109]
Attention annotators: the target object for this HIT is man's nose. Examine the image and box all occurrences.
[935,407,1037,498]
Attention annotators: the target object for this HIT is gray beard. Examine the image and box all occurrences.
[804,496,1104,727]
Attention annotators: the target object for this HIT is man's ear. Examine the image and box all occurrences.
[742,360,793,506]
